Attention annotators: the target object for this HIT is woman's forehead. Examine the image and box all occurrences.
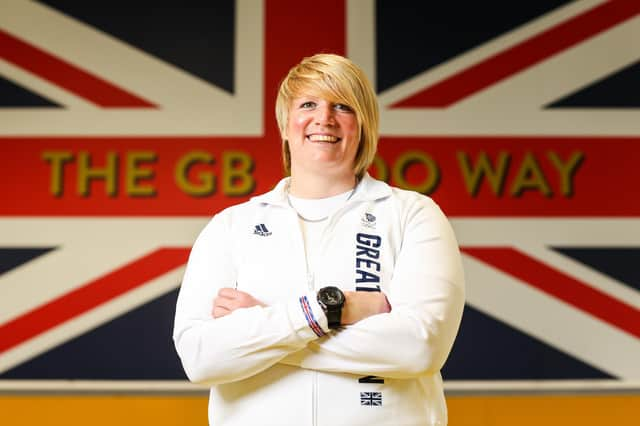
[290,84,347,105]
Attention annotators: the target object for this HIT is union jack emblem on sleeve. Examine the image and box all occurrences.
[360,392,382,406]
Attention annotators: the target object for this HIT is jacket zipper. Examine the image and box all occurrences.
[312,371,318,426]
[289,199,358,426]
[289,207,318,425]
[304,230,318,426]
[309,204,351,426]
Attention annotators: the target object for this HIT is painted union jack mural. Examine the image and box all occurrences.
[0,0,638,385]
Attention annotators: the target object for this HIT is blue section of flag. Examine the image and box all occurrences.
[442,305,612,380]
[552,247,640,291]
[548,60,640,108]
[0,288,186,380]
[0,78,60,108]
[0,248,55,275]
[39,1,236,93]
[375,0,572,91]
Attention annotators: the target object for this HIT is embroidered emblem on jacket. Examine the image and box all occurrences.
[360,392,382,406]
[253,223,272,236]
[361,212,376,228]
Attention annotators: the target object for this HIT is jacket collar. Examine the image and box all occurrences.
[250,172,392,206]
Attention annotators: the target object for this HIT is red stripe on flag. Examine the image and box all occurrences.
[393,0,640,108]
[0,29,156,108]
[461,247,640,339]
[0,247,190,354]
[264,0,346,141]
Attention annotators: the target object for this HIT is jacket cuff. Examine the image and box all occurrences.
[288,292,330,339]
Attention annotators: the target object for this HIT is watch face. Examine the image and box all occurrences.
[319,286,344,306]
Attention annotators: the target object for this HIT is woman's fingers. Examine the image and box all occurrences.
[212,288,265,318]
[212,304,231,318]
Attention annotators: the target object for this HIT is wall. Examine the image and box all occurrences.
[1,0,638,424]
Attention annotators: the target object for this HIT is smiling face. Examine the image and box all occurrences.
[275,54,379,180]
[285,93,360,180]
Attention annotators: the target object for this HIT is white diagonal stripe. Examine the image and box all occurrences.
[0,218,207,323]
[377,0,607,106]
[453,15,640,111]
[452,219,640,307]
[0,59,96,109]
[0,0,263,135]
[0,267,185,374]
[463,254,640,379]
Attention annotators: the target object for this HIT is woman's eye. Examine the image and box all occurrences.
[335,103,353,112]
[300,101,315,108]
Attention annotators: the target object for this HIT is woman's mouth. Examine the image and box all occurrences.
[307,134,340,143]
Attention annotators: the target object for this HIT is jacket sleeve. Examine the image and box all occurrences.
[172,211,329,386]
[279,197,465,379]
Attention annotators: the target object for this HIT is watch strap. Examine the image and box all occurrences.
[325,307,341,329]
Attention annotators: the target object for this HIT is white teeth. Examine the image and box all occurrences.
[308,134,339,142]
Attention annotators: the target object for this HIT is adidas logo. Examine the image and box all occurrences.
[253,223,272,236]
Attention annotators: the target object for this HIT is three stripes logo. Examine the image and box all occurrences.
[253,224,272,237]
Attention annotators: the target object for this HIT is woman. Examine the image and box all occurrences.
[173,53,465,426]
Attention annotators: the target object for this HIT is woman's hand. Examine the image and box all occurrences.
[341,291,391,325]
[212,288,266,318]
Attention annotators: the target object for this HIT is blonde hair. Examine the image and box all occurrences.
[275,53,379,179]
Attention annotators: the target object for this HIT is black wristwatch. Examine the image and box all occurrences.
[317,286,345,329]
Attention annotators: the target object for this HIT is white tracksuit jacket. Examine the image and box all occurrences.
[173,173,465,426]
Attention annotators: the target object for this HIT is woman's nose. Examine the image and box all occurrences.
[314,104,335,126]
